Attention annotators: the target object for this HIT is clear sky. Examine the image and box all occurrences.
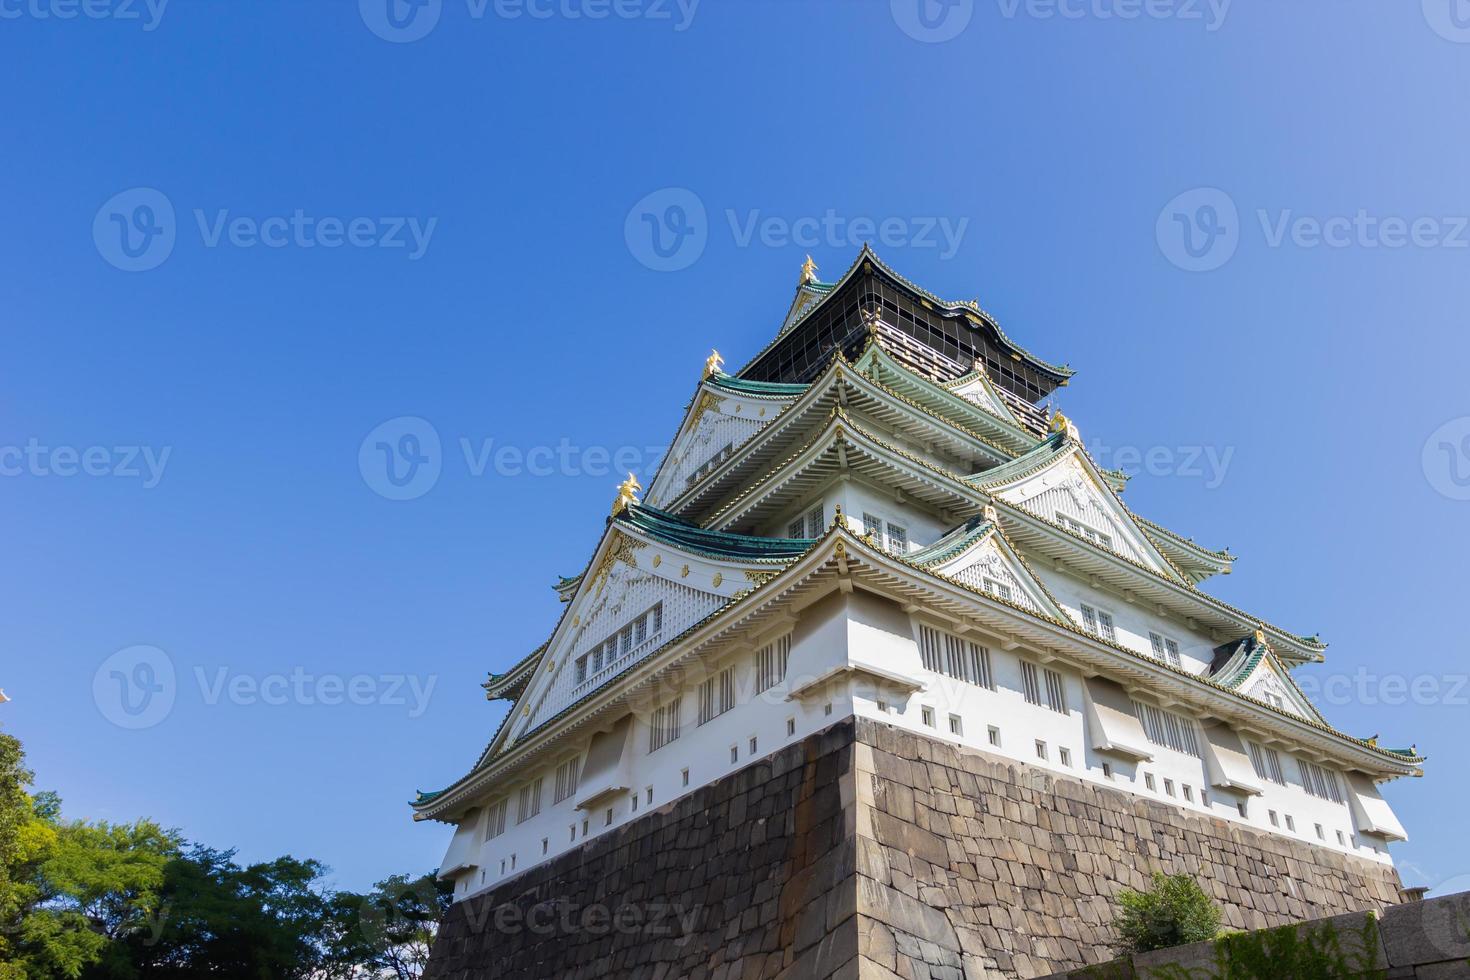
[3,0,1468,896]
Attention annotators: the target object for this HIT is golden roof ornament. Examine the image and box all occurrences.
[703,348,724,379]
[1049,410,1080,442]
[611,472,643,516]
[983,503,1000,524]
[799,254,819,285]
[1253,628,1267,645]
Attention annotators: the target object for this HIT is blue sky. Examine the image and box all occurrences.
[3,0,1469,894]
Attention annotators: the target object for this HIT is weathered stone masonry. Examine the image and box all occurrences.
[425,718,1406,980]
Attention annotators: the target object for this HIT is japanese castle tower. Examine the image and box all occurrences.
[416,248,1420,980]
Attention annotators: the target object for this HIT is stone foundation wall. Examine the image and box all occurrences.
[424,722,859,980]
[853,719,1407,979]
[425,717,1407,980]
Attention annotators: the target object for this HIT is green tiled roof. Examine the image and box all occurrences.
[615,503,815,560]
[706,373,809,397]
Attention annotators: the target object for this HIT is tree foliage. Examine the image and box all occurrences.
[1112,872,1224,954]
[0,724,447,980]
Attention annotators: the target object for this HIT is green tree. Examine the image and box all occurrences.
[1113,872,1223,954]
[322,873,452,980]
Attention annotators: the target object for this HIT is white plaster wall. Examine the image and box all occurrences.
[445,589,1398,903]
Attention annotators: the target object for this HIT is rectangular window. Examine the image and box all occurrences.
[1298,759,1345,804]
[1102,762,1112,779]
[1133,700,1201,757]
[949,714,963,736]
[1201,790,1209,808]
[1080,604,1116,641]
[516,779,543,824]
[1059,747,1072,767]
[988,725,1001,747]
[1246,742,1287,785]
[1336,830,1345,846]
[754,634,791,694]
[919,625,943,673]
[605,808,613,827]
[1183,785,1194,803]
[921,706,935,728]
[1149,632,1182,667]
[1315,823,1324,840]
[576,602,663,686]
[1035,740,1048,761]
[862,512,883,540]
[649,699,681,753]
[1061,514,1115,549]
[982,577,1013,602]
[1269,810,1279,827]
[1044,667,1067,714]
[1286,815,1296,832]
[729,745,738,764]
[807,504,824,538]
[697,668,735,725]
[681,768,689,788]
[1021,660,1043,706]
[486,800,508,840]
[875,700,889,714]
[788,517,806,539]
[1163,779,1175,797]
[630,793,637,813]
[553,757,580,804]
[748,736,758,755]
[1238,802,1249,818]
[1145,773,1156,791]
[885,523,908,554]
[786,717,796,737]
[646,786,653,805]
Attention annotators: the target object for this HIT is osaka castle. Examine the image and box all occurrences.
[415,247,1421,980]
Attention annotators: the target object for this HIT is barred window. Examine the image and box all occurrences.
[1133,701,1201,757]
[485,800,508,840]
[807,505,824,538]
[754,634,791,694]
[918,625,943,673]
[1021,661,1042,706]
[862,512,883,540]
[552,758,580,804]
[920,626,993,689]
[698,667,735,725]
[885,523,908,554]
[1247,741,1286,784]
[1043,667,1067,714]
[649,699,681,753]
[1149,632,1182,667]
[515,778,543,824]
[1298,759,1345,804]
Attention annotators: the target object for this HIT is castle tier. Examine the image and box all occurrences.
[411,246,1420,908]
